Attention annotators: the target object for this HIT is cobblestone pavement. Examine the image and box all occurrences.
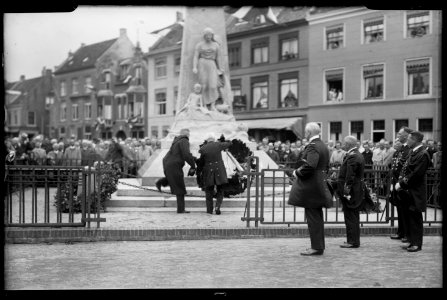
[4,236,442,289]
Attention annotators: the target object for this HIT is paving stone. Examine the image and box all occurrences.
[4,236,442,289]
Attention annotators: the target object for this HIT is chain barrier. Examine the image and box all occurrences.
[117,170,290,199]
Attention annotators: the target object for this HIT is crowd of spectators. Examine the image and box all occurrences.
[4,133,441,173]
[253,136,442,170]
[4,133,161,175]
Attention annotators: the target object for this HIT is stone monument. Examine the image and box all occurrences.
[162,7,250,149]
[139,7,279,186]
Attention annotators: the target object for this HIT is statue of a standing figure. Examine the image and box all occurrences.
[193,27,224,111]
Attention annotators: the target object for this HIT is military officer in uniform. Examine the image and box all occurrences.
[198,133,232,214]
[288,122,333,256]
[389,126,413,242]
[395,131,430,252]
[337,135,366,248]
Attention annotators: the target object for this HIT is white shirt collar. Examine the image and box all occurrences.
[413,144,423,152]
[347,147,357,153]
[309,135,319,142]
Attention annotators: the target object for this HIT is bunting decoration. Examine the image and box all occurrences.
[95,117,105,131]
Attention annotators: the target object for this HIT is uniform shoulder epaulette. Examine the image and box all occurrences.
[309,142,316,145]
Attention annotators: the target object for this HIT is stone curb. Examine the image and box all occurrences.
[4,226,442,244]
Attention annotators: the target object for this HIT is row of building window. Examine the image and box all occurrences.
[325,10,431,50]
[59,76,92,97]
[324,57,430,104]
[57,126,146,140]
[7,111,36,126]
[150,55,431,115]
[153,32,300,80]
[60,96,145,122]
[59,66,143,97]
[155,56,181,79]
[319,118,434,142]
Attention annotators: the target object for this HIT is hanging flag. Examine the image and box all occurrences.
[95,117,105,131]
[127,114,140,124]
[265,7,279,24]
[231,6,279,24]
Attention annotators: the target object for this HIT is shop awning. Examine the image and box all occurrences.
[126,85,147,94]
[239,117,302,130]
[97,90,114,97]
[239,117,304,138]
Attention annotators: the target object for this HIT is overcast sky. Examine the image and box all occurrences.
[4,5,186,82]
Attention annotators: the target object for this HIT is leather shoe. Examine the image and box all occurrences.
[390,234,403,240]
[215,208,221,215]
[401,244,411,250]
[407,245,422,252]
[401,238,409,243]
[177,210,190,214]
[155,179,162,192]
[206,211,213,214]
[300,249,324,256]
[340,243,359,248]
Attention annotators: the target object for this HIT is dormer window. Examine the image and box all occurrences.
[102,71,112,89]
[135,66,142,85]
[236,18,248,26]
[82,57,89,63]
[254,14,266,24]
[120,63,130,80]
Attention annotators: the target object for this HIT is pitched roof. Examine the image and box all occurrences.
[5,76,43,105]
[308,6,347,15]
[149,7,308,52]
[6,92,24,106]
[226,7,308,35]
[54,38,117,75]
[7,76,43,93]
[149,23,183,52]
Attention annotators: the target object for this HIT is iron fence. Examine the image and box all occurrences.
[242,162,442,227]
[4,164,106,228]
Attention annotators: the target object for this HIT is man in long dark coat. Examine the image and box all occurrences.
[389,126,413,242]
[288,122,333,256]
[395,131,430,252]
[337,135,365,248]
[198,133,232,215]
[156,128,196,213]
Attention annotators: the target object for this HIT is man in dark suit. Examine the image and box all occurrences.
[389,126,413,242]
[395,131,430,252]
[266,143,280,164]
[198,133,232,215]
[337,136,365,248]
[156,128,196,214]
[288,122,333,256]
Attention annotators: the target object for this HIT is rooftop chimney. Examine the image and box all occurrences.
[20,75,25,82]
[81,43,85,48]
[176,11,184,22]
[120,28,127,37]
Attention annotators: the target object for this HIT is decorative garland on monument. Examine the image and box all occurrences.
[195,135,255,197]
